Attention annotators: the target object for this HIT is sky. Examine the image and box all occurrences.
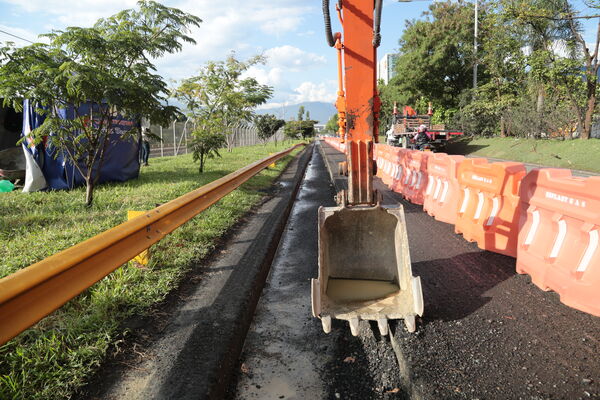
[0,0,597,110]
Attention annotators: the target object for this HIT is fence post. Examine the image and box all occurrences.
[173,121,177,156]
[160,126,164,157]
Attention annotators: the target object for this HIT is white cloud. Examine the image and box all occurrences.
[3,0,138,26]
[290,80,337,103]
[244,66,285,87]
[297,30,315,37]
[264,45,326,70]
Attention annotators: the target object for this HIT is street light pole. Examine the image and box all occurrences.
[473,0,478,90]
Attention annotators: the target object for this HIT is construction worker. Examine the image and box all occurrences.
[413,124,431,150]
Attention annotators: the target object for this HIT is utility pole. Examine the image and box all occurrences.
[473,0,478,90]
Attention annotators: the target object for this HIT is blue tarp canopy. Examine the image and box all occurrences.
[22,100,141,190]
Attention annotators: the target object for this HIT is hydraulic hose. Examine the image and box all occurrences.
[323,0,335,47]
[373,0,383,47]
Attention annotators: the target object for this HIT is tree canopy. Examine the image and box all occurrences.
[381,0,600,139]
[0,0,202,205]
[173,54,273,156]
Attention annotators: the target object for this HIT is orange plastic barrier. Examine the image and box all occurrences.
[379,145,395,186]
[401,150,432,205]
[517,169,600,316]
[322,137,346,153]
[455,159,526,257]
[389,147,409,194]
[423,153,465,224]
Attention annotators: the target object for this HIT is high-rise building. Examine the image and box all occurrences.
[377,53,399,84]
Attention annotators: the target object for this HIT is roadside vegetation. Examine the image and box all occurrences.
[447,136,600,172]
[0,142,304,400]
[379,0,600,141]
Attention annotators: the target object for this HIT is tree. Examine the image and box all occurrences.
[391,1,488,110]
[325,113,339,133]
[507,0,600,139]
[0,1,201,206]
[173,54,273,154]
[254,114,285,145]
[190,117,226,173]
[455,0,527,136]
[297,105,305,121]
[284,119,316,141]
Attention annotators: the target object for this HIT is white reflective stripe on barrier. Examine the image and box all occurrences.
[550,219,567,259]
[404,170,412,185]
[411,171,418,187]
[486,197,500,226]
[425,178,435,196]
[433,178,442,200]
[396,166,403,180]
[577,229,598,273]
[459,188,470,214]
[416,172,423,189]
[524,210,540,246]
[474,192,485,220]
[439,180,449,204]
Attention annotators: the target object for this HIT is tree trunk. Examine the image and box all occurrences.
[536,87,545,138]
[582,80,597,140]
[500,115,506,138]
[85,180,94,207]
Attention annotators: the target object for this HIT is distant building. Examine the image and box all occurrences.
[377,53,399,84]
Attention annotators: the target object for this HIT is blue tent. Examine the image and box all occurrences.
[22,100,141,191]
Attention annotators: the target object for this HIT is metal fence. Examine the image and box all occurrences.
[149,121,285,158]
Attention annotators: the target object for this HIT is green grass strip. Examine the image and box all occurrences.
[447,137,600,173]
[0,141,305,400]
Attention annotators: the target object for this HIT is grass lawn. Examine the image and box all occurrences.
[446,136,600,173]
[0,141,305,400]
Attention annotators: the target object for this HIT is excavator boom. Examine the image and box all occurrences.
[312,0,424,336]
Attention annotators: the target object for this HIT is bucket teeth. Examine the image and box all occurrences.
[321,315,332,334]
[404,315,416,333]
[349,317,360,336]
[377,318,389,336]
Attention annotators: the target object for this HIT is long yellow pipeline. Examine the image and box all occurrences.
[0,144,305,345]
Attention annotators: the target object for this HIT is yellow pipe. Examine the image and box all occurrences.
[0,144,305,345]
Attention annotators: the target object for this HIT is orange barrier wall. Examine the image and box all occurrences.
[455,159,526,257]
[389,147,409,194]
[322,137,346,153]
[401,150,432,205]
[516,169,600,316]
[423,153,465,225]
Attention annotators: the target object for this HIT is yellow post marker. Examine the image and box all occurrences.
[268,153,276,168]
[127,211,150,266]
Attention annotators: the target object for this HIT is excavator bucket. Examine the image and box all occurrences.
[311,203,424,336]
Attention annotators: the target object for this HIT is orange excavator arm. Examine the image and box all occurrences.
[313,0,423,336]
[323,0,382,205]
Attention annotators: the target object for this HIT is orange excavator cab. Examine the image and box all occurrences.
[312,0,424,336]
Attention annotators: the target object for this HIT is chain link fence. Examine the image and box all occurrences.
[148,121,285,158]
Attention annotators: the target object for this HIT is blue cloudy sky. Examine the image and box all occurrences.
[0,0,597,109]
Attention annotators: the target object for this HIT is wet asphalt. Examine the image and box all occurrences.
[229,146,406,400]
